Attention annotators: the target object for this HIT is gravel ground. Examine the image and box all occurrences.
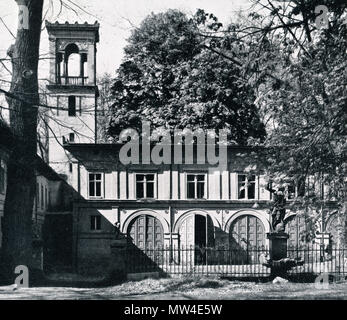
[0,276,347,300]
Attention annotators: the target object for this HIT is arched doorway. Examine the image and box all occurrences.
[178,214,215,265]
[179,214,215,248]
[229,215,265,264]
[126,214,164,271]
[127,214,164,250]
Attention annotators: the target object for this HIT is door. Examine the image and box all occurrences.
[180,215,195,249]
[179,215,195,265]
[285,215,306,249]
[179,214,215,265]
[127,215,164,270]
[128,215,164,249]
[229,215,265,264]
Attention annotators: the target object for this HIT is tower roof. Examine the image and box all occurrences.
[45,21,100,42]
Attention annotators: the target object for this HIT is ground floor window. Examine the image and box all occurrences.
[90,215,101,231]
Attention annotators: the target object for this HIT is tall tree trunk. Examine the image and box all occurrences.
[1,0,43,284]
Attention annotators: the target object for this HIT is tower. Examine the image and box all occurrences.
[46,21,100,179]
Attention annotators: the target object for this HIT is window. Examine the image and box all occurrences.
[88,173,103,198]
[238,174,256,200]
[69,133,75,143]
[90,215,101,231]
[187,174,206,199]
[68,96,76,117]
[69,163,73,173]
[136,174,155,199]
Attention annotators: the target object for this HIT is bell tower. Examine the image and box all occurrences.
[46,21,100,178]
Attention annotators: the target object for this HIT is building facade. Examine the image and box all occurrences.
[64,143,339,275]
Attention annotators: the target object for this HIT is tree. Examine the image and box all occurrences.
[97,73,114,143]
[1,0,44,284]
[231,0,347,243]
[257,17,346,244]
[108,9,266,144]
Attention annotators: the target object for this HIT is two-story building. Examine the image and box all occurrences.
[63,143,340,275]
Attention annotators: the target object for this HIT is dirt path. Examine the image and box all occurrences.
[1,278,347,300]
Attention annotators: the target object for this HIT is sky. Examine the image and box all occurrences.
[0,0,252,83]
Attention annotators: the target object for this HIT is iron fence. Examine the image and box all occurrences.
[287,245,347,278]
[125,245,347,279]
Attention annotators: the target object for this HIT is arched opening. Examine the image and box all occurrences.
[126,214,164,271]
[127,214,164,250]
[178,213,214,265]
[58,43,87,85]
[179,214,215,249]
[229,215,265,264]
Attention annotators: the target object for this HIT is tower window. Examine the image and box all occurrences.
[69,133,75,143]
[68,96,76,117]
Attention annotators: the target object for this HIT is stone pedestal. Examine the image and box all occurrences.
[267,232,289,278]
[108,239,128,283]
[267,232,289,261]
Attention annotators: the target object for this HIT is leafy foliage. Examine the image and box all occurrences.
[108,9,266,144]
[239,1,347,242]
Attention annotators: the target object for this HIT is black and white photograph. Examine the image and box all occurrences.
[0,0,346,306]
